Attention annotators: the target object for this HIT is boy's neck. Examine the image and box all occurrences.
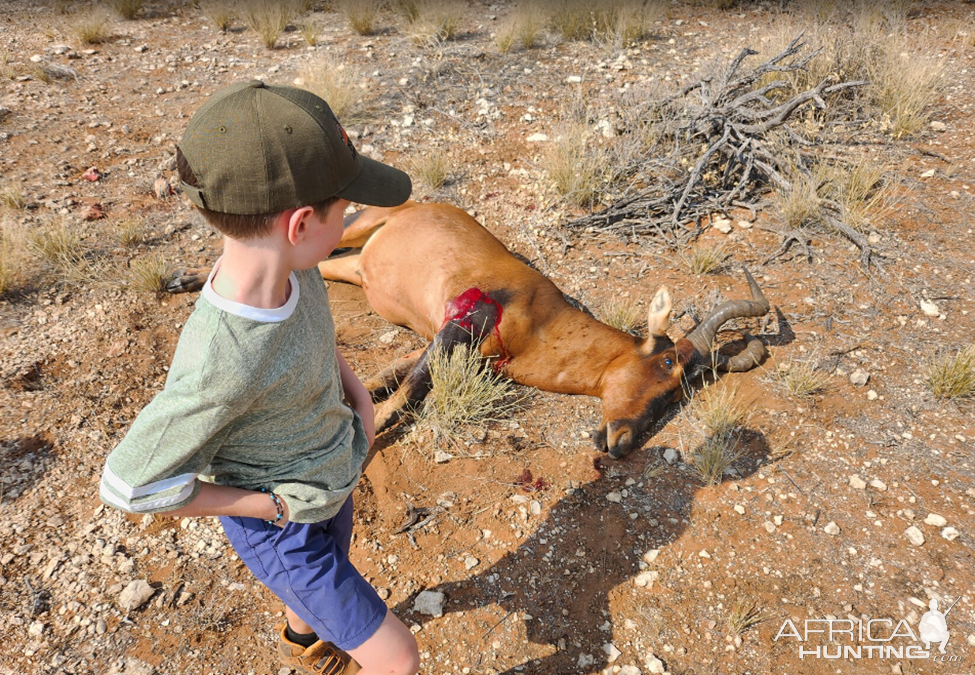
[211,236,294,309]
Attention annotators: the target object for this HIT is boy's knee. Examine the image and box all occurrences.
[391,636,420,675]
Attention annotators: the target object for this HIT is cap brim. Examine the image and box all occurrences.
[336,155,412,207]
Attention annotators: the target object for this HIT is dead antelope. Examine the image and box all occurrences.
[170,201,770,458]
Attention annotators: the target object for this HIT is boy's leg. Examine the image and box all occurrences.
[346,610,419,675]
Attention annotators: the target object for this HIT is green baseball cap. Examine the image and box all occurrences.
[178,80,411,214]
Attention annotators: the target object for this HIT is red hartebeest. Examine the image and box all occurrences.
[169,201,770,458]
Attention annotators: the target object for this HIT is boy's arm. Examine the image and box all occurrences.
[164,482,289,523]
[336,349,375,449]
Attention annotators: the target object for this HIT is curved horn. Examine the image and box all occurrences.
[686,268,770,371]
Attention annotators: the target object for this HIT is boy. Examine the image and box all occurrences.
[99,80,419,675]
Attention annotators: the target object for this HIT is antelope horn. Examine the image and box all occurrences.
[685,268,770,372]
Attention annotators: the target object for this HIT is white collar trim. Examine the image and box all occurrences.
[201,258,299,323]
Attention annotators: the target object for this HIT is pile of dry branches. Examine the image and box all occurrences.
[568,34,879,267]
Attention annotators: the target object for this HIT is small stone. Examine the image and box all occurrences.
[941,527,959,541]
[645,654,666,674]
[118,580,155,611]
[920,300,940,317]
[643,549,660,563]
[529,500,541,516]
[712,218,732,234]
[606,491,622,503]
[699,549,711,559]
[967,634,975,647]
[763,521,776,534]
[849,475,867,490]
[924,513,947,527]
[849,369,870,387]
[866,390,879,401]
[176,590,193,606]
[378,330,398,344]
[920,168,936,178]
[618,666,641,675]
[736,219,752,230]
[634,571,658,588]
[413,590,445,617]
[905,526,925,546]
[603,642,622,662]
[869,480,887,491]
[376,587,390,600]
[433,450,453,464]
[567,75,583,83]
[734,505,745,515]
[526,132,549,142]
[464,556,479,570]
[153,176,173,199]
[663,448,678,464]
[930,121,946,131]
[28,621,44,637]
[823,521,840,536]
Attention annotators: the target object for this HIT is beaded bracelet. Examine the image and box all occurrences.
[261,488,285,524]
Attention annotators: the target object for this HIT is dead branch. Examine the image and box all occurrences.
[567,33,875,267]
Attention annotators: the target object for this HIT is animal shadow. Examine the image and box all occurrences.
[394,432,771,674]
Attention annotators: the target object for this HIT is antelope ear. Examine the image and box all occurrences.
[646,286,672,337]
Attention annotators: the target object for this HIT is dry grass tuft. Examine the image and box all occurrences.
[199,1,235,32]
[545,124,612,208]
[1,186,27,210]
[770,356,830,398]
[336,0,383,36]
[692,382,750,438]
[295,58,374,126]
[498,7,545,51]
[112,217,145,247]
[544,0,661,45]
[870,43,944,139]
[679,242,727,275]
[600,297,642,334]
[0,50,16,80]
[239,0,295,48]
[546,0,591,41]
[688,432,740,486]
[29,217,83,267]
[925,346,975,401]
[128,255,169,293]
[390,0,422,24]
[409,1,464,46]
[71,9,113,45]
[410,153,448,190]
[298,17,320,46]
[414,344,526,445]
[727,598,766,636]
[106,0,143,20]
[823,158,887,231]
[0,220,30,296]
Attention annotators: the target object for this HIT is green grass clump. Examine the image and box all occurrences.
[926,346,975,401]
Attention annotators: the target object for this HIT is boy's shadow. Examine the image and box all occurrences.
[392,431,772,674]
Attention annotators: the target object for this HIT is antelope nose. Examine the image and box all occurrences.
[607,426,633,459]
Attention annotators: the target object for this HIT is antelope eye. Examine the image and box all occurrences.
[664,357,674,367]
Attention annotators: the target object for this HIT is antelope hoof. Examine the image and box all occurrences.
[166,268,208,294]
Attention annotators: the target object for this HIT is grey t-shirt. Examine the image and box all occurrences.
[99,263,368,523]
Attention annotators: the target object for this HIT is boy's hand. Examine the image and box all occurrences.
[354,396,376,449]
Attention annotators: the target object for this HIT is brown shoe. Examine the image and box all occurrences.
[276,622,362,675]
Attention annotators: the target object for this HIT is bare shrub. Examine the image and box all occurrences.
[295,58,375,126]
[199,1,235,32]
[336,0,383,35]
[106,0,143,20]
[926,346,975,401]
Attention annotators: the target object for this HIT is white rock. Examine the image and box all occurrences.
[734,504,745,515]
[850,368,870,386]
[663,448,678,464]
[567,75,583,83]
[967,633,975,647]
[603,643,622,662]
[606,491,622,503]
[930,121,946,131]
[763,521,776,534]
[118,580,155,611]
[941,527,960,541]
[526,132,549,142]
[866,390,879,401]
[413,590,445,617]
[699,549,711,559]
[869,480,887,491]
[645,654,666,674]
[378,329,398,344]
[464,556,479,570]
[634,571,659,588]
[619,666,642,675]
[433,450,453,464]
[924,513,947,527]
[920,299,940,316]
[529,500,541,516]
[920,169,936,178]
[823,521,841,536]
[712,218,733,234]
[577,653,595,668]
[28,621,44,637]
[736,219,752,230]
[643,549,660,563]
[849,475,867,490]
[905,526,925,546]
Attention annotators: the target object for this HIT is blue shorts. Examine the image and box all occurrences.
[219,496,387,651]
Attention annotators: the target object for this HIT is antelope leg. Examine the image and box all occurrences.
[166,267,211,294]
[364,348,425,402]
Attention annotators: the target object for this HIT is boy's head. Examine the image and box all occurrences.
[176,80,411,239]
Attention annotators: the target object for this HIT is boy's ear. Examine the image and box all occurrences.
[284,206,315,246]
